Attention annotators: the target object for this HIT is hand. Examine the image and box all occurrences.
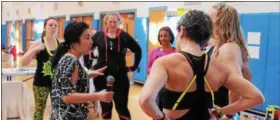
[96,90,114,103]
[88,66,107,78]
[32,41,45,53]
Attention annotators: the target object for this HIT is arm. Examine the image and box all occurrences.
[218,71,264,115]
[139,58,167,119]
[242,62,252,82]
[58,58,112,104]
[218,43,243,104]
[20,41,44,66]
[125,32,142,71]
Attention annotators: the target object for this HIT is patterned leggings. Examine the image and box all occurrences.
[33,86,50,120]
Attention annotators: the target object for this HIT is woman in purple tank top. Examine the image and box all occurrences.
[148,26,176,74]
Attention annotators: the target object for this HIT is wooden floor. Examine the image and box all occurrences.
[2,57,151,120]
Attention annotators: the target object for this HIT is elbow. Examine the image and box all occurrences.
[63,96,72,104]
[255,93,265,105]
[20,58,27,66]
[139,95,151,110]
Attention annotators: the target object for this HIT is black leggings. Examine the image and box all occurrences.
[94,71,131,120]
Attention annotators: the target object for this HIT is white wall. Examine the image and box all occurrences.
[2,2,280,24]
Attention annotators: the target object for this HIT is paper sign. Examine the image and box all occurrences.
[248,46,260,59]
[247,32,261,45]
[177,8,185,16]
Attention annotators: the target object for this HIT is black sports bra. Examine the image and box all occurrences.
[161,51,215,110]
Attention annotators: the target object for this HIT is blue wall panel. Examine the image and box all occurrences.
[133,17,149,83]
[22,22,26,52]
[93,19,99,31]
[64,21,70,30]
[240,13,270,111]
[2,24,7,48]
[263,13,280,109]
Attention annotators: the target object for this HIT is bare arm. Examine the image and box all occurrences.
[139,57,167,119]
[58,58,113,104]
[218,43,243,104]
[242,62,252,82]
[63,91,113,104]
[20,41,44,66]
[218,71,264,115]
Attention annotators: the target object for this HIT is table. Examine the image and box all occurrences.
[2,68,36,81]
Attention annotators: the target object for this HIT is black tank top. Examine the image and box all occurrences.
[161,51,213,120]
[206,46,229,107]
[33,39,58,87]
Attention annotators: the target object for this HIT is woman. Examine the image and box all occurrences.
[91,11,142,120]
[208,3,252,118]
[50,22,113,120]
[147,26,176,74]
[20,17,59,120]
[139,10,264,120]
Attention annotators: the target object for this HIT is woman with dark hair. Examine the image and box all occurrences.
[20,17,59,120]
[50,22,113,120]
[147,26,176,74]
[91,11,142,120]
[139,10,264,120]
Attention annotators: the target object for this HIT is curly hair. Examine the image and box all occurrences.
[212,2,249,62]
[177,9,212,47]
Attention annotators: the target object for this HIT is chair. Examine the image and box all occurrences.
[2,81,31,120]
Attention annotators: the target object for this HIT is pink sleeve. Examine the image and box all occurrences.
[147,49,157,74]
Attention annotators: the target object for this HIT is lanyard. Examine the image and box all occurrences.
[104,28,122,62]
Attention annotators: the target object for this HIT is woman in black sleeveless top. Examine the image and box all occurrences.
[20,17,59,120]
[139,10,264,120]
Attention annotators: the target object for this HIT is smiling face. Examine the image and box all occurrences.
[159,30,171,46]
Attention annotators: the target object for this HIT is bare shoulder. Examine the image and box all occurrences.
[161,53,185,68]
[219,42,241,54]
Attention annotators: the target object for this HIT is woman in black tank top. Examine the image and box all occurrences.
[20,17,59,120]
[139,10,264,120]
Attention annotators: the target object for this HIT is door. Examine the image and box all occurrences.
[263,13,280,110]
[83,16,93,29]
[240,13,270,111]
[57,17,65,41]
[15,20,23,52]
[149,10,166,52]
[25,20,34,51]
[6,21,12,47]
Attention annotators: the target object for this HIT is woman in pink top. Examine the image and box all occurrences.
[148,26,176,74]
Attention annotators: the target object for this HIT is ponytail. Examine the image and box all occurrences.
[51,42,70,70]
[41,31,46,42]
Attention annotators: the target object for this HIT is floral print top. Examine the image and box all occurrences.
[50,54,89,120]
